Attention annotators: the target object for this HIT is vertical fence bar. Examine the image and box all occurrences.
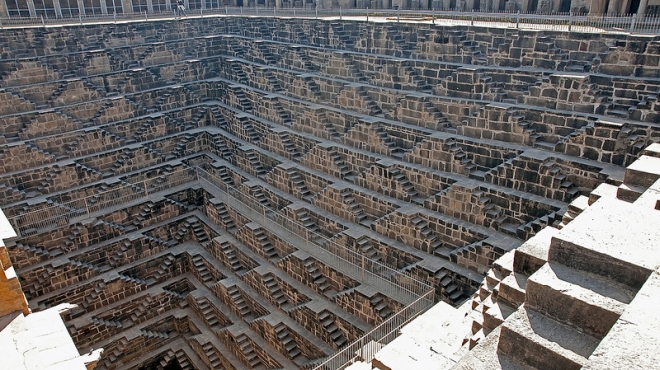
[516,10,519,28]
[568,11,572,31]
[630,13,636,33]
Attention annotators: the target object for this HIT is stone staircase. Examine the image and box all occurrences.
[246,150,267,176]
[227,286,254,321]
[294,46,316,71]
[13,242,60,260]
[356,88,382,116]
[201,342,224,369]
[263,274,289,308]
[91,316,123,329]
[296,209,319,234]
[279,131,301,159]
[274,323,302,360]
[230,60,248,84]
[220,242,245,273]
[190,220,210,245]
[403,64,432,93]
[330,22,354,50]
[217,203,236,232]
[372,125,400,154]
[250,186,272,210]
[160,349,192,370]
[386,27,414,58]
[356,236,381,262]
[211,134,232,159]
[304,259,333,295]
[387,167,419,201]
[462,39,488,65]
[328,149,354,181]
[231,85,253,113]
[370,295,393,320]
[435,268,464,304]
[318,311,347,348]
[288,169,313,201]
[254,228,278,259]
[263,68,284,92]
[340,189,368,225]
[227,37,246,57]
[191,255,214,285]
[70,258,106,273]
[317,110,341,140]
[235,333,262,368]
[410,215,444,256]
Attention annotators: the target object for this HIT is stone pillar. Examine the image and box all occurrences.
[606,0,618,13]
[27,0,37,17]
[147,0,153,11]
[121,0,133,13]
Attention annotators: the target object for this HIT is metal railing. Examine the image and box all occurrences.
[7,163,436,369]
[8,167,197,237]
[1,7,660,35]
[195,165,436,369]
[313,289,435,370]
[196,165,433,300]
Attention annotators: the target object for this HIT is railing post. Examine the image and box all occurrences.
[471,9,474,26]
[143,181,149,196]
[84,198,90,217]
[339,6,341,20]
[256,6,258,16]
[516,10,520,29]
[114,12,116,23]
[630,13,637,33]
[240,6,243,14]
[225,6,227,15]
[361,254,365,282]
[397,6,400,22]
[144,10,148,20]
[315,6,318,19]
[568,11,572,31]
[432,7,434,24]
[41,15,45,26]
[366,7,369,22]
[293,7,296,17]
[306,228,309,252]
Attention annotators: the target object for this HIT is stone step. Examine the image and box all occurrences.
[498,307,599,370]
[526,262,634,338]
